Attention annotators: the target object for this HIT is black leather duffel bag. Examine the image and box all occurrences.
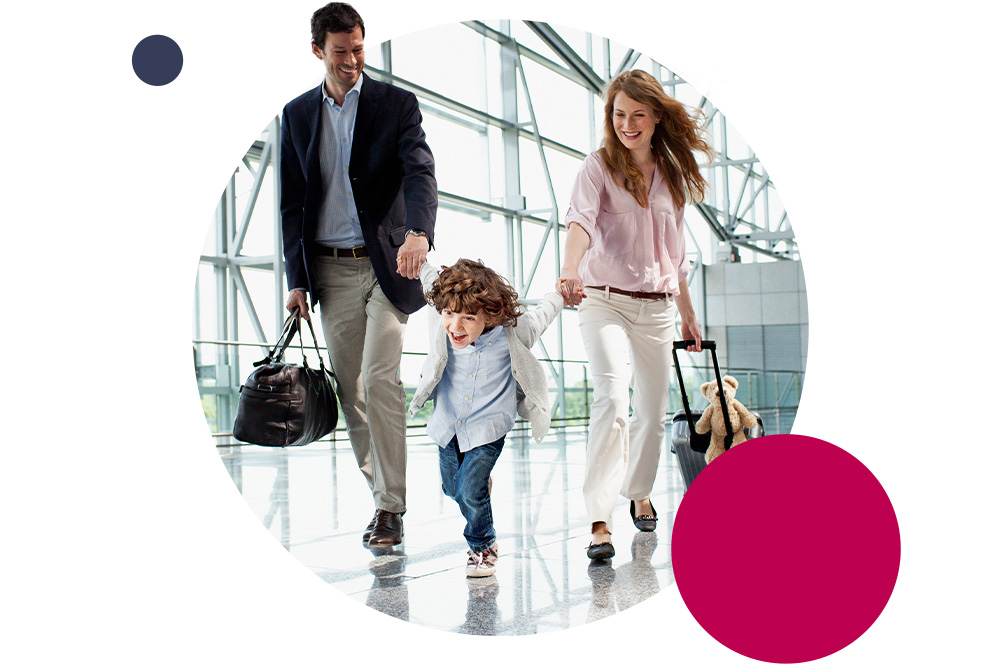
[233,313,337,447]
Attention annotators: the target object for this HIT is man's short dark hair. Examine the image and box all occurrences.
[311,2,365,47]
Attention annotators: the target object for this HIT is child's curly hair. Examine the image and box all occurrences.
[426,259,525,327]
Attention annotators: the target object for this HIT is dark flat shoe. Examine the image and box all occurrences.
[631,500,658,532]
[587,541,615,560]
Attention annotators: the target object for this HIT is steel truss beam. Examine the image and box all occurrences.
[462,21,593,91]
[523,21,604,95]
[364,67,586,161]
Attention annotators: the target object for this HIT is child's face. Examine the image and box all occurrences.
[441,308,490,349]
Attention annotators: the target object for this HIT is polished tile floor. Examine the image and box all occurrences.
[218,425,688,635]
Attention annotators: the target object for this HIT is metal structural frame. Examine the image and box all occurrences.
[194,20,797,433]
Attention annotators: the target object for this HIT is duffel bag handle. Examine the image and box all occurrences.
[253,313,328,372]
[254,314,299,367]
[671,339,736,451]
[294,314,328,372]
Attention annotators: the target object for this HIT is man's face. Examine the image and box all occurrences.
[312,27,364,96]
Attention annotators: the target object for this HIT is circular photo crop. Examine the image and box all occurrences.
[191,17,806,635]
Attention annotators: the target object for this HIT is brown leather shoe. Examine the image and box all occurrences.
[362,512,378,543]
[367,509,404,547]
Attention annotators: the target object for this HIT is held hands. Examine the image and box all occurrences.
[556,270,586,307]
[286,289,310,321]
[556,267,587,307]
[680,317,702,352]
[395,233,429,279]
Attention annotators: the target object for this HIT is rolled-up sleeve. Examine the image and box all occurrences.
[563,153,605,246]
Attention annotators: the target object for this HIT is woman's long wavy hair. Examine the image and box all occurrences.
[600,70,714,208]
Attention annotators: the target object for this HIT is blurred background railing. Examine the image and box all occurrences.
[194,339,801,446]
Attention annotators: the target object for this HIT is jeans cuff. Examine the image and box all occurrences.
[468,537,496,552]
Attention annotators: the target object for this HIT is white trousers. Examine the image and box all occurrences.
[579,287,676,532]
[314,255,409,514]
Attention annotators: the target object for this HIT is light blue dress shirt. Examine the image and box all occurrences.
[316,74,365,248]
[427,324,518,452]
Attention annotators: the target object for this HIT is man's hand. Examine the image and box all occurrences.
[395,232,429,279]
[286,289,310,321]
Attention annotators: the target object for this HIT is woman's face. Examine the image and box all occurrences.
[612,91,658,155]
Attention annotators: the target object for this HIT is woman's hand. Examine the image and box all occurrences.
[556,269,586,307]
[680,316,702,352]
[674,280,702,351]
[558,222,591,307]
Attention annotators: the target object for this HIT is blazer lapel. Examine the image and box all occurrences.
[304,84,324,182]
[349,75,384,172]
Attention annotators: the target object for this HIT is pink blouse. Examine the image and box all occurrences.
[565,152,689,295]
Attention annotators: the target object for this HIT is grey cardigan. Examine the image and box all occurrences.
[408,262,563,443]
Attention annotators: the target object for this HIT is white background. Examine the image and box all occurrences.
[2,0,997,662]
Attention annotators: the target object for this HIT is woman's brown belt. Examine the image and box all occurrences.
[586,285,669,301]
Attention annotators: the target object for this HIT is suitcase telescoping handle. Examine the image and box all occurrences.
[671,340,736,451]
[674,340,716,351]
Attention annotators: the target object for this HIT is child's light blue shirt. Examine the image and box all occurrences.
[426,324,517,452]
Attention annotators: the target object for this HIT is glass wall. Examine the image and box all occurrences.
[193,21,803,444]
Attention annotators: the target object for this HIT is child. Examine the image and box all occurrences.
[409,259,565,577]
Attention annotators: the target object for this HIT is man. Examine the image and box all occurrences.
[280,2,437,547]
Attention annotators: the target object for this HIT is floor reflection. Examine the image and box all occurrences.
[586,532,661,622]
[458,577,501,636]
[366,551,409,622]
[218,425,687,634]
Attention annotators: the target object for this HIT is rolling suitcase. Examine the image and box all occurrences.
[669,340,764,491]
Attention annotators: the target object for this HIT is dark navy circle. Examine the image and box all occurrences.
[132,35,183,86]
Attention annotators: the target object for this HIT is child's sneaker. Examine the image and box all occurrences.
[466,543,499,577]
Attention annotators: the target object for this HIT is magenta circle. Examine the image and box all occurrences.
[671,434,900,663]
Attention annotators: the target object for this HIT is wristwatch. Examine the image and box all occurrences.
[405,229,427,238]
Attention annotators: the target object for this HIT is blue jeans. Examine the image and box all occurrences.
[439,435,505,552]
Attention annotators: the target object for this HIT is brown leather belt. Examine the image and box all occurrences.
[587,285,669,301]
[317,245,368,259]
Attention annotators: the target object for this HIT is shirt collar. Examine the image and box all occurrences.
[472,324,505,347]
[321,72,364,107]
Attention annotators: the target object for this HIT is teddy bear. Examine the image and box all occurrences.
[694,375,759,464]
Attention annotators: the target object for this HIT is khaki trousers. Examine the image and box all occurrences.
[314,255,409,513]
[579,287,676,532]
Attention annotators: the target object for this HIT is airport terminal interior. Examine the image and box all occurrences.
[194,21,804,634]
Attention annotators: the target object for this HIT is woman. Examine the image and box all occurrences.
[557,69,712,560]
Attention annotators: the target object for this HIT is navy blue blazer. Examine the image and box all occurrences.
[279,76,438,315]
